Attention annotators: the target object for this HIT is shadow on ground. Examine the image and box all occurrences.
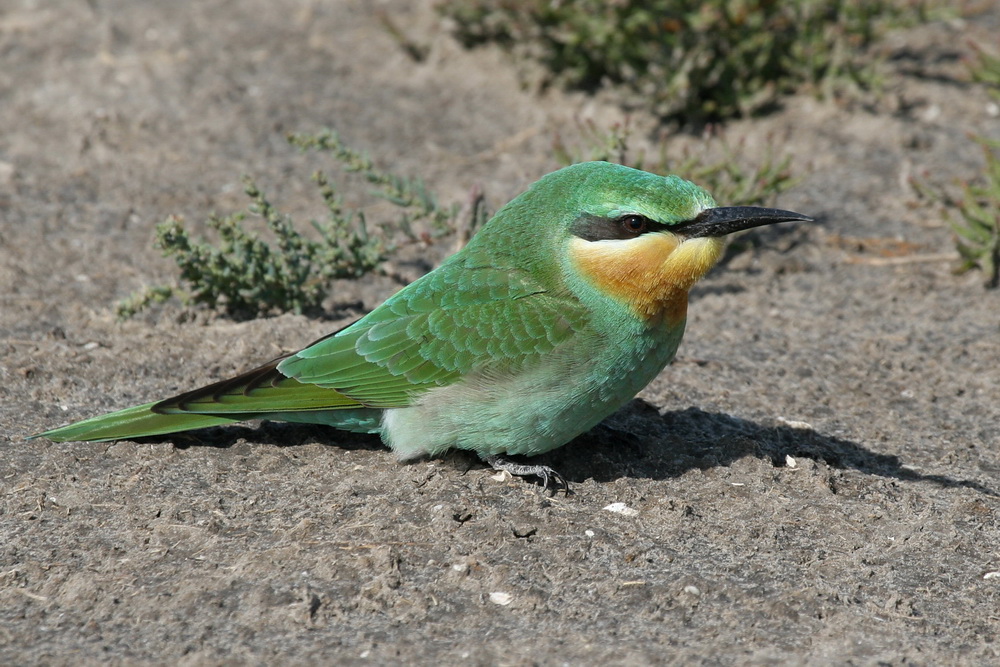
[138,397,997,497]
[554,399,1000,497]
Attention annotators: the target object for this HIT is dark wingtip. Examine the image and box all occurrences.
[151,357,287,414]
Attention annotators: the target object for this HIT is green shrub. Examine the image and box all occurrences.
[910,47,1000,289]
[914,137,1000,289]
[969,43,1000,102]
[946,138,1000,288]
[118,131,465,320]
[441,0,937,122]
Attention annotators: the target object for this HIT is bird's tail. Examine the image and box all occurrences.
[29,402,242,443]
[30,354,373,443]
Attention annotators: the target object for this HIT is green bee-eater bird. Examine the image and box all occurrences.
[33,161,812,491]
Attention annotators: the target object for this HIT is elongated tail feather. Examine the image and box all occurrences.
[29,402,244,443]
[31,354,376,443]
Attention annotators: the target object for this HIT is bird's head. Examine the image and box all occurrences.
[501,161,813,324]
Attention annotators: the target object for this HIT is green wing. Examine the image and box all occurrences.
[157,258,588,413]
[276,261,589,406]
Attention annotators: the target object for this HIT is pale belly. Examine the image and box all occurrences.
[380,323,686,459]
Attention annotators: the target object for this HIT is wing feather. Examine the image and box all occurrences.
[154,258,589,418]
[278,261,588,406]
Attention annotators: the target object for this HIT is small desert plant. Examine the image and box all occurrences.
[441,0,938,123]
[118,131,467,320]
[946,138,1000,288]
[909,46,1000,288]
[968,43,1000,102]
[914,137,1000,289]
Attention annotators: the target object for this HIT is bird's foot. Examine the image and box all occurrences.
[484,455,571,495]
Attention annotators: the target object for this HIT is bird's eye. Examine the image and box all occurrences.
[621,215,648,235]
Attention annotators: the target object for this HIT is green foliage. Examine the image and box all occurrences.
[947,138,1000,288]
[118,131,463,320]
[969,43,1000,102]
[906,44,1000,289]
[916,45,1000,288]
[441,0,937,122]
[552,118,796,207]
[288,130,460,243]
[913,42,1000,288]
[914,137,1000,288]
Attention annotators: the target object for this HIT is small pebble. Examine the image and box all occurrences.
[603,502,638,516]
[489,592,513,606]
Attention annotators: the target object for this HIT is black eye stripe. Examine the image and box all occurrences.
[570,213,670,242]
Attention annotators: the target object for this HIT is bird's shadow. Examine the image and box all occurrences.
[144,398,996,498]
[153,421,383,452]
[542,398,998,497]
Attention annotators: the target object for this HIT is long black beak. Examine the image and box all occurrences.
[677,206,814,238]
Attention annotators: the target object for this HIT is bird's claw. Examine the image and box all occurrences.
[484,454,571,495]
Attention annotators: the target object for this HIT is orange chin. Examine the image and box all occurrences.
[569,233,725,324]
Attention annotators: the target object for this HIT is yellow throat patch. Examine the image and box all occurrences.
[569,233,725,323]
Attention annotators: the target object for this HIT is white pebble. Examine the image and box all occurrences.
[603,502,638,516]
[489,592,513,606]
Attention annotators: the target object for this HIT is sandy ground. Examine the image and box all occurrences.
[2,1,1000,664]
